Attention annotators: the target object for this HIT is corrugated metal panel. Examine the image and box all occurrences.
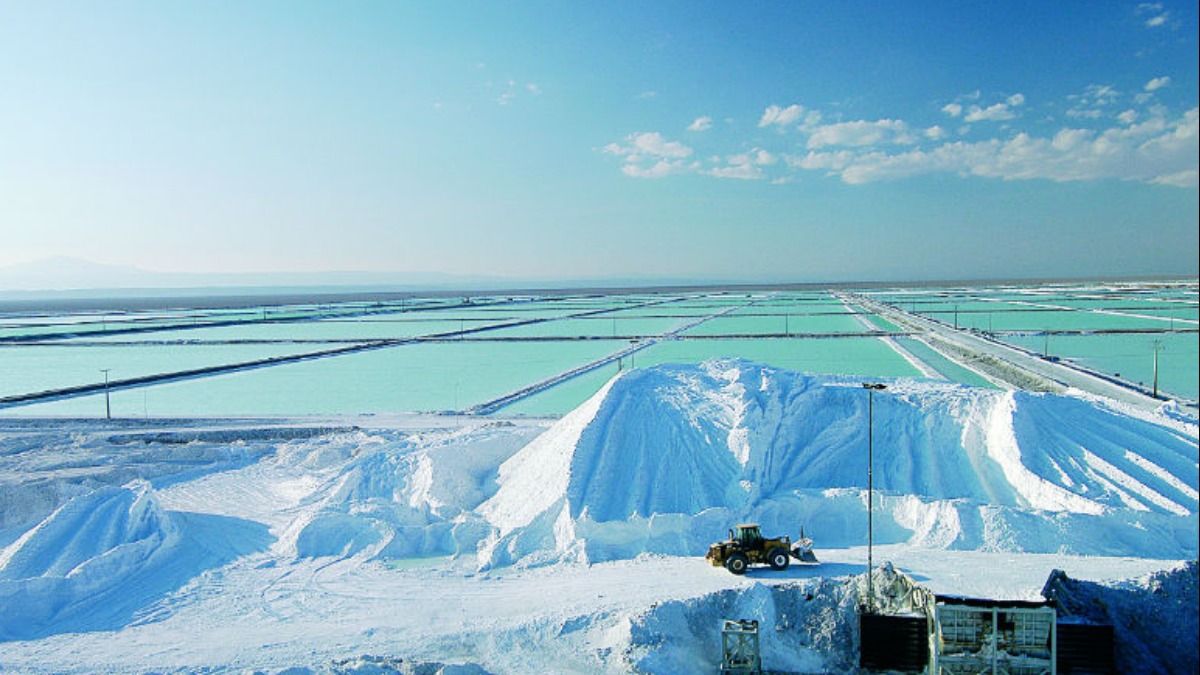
[860,613,929,672]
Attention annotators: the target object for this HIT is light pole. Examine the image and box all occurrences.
[1152,340,1162,399]
[100,369,111,420]
[861,382,886,613]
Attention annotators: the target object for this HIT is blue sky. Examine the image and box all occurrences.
[1,1,1197,285]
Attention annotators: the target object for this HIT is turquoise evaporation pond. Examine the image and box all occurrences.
[0,342,328,399]
[653,302,750,313]
[639,337,923,378]
[1030,296,1199,313]
[507,335,926,416]
[871,288,1197,323]
[919,305,1178,332]
[847,305,904,333]
[1004,331,1199,400]
[504,360,624,416]
[63,301,633,343]
[611,303,745,318]
[483,315,691,339]
[415,304,586,318]
[726,297,853,313]
[752,294,840,305]
[0,302,462,340]
[682,310,867,336]
[972,294,1199,318]
[0,315,234,340]
[76,318,507,343]
[3,339,627,417]
[891,338,999,389]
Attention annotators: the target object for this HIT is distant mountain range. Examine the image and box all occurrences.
[0,256,541,294]
[5,256,1186,301]
[0,256,728,297]
[0,254,501,289]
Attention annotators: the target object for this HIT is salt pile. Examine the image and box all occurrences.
[0,480,180,640]
[478,360,1198,567]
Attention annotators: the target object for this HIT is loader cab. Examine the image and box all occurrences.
[731,523,763,549]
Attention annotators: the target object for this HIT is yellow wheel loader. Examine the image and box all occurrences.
[705,523,818,575]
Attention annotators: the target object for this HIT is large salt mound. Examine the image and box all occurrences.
[477,360,1199,568]
[0,480,271,640]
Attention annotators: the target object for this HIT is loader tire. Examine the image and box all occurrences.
[767,548,790,571]
[725,552,749,575]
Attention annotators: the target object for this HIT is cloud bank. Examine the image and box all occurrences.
[604,88,1199,188]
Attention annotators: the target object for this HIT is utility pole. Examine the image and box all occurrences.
[1152,340,1161,399]
[100,369,111,419]
[861,382,887,613]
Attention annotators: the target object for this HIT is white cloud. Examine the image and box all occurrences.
[1067,84,1123,119]
[709,163,762,180]
[759,104,806,127]
[604,132,693,159]
[945,93,1025,123]
[1082,84,1119,103]
[1145,76,1170,91]
[708,148,777,180]
[806,119,912,148]
[688,116,713,132]
[1152,169,1198,187]
[604,132,696,178]
[964,98,1024,122]
[1050,128,1091,151]
[1136,2,1170,27]
[785,149,859,173]
[622,160,693,178]
[606,93,1198,188]
[496,80,540,105]
[789,107,1199,187]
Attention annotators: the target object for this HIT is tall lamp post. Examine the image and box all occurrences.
[100,369,112,420]
[1152,340,1161,399]
[862,382,886,613]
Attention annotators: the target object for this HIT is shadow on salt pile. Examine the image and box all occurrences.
[0,480,272,641]
[1044,561,1199,675]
